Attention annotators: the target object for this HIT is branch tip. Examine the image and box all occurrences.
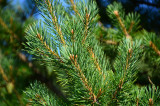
[149,98,153,106]
[114,10,119,16]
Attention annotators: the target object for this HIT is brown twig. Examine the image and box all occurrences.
[136,98,139,106]
[0,65,9,82]
[0,8,65,104]
[45,0,66,45]
[149,41,160,56]
[69,0,90,44]
[82,8,90,44]
[114,11,130,37]
[70,54,97,103]
[88,48,108,101]
[128,21,134,33]
[112,48,132,100]
[88,48,101,74]
[37,33,63,62]
[35,94,47,105]
[0,17,19,40]
[14,89,24,105]
[0,65,23,105]
[70,0,81,17]
[148,76,157,91]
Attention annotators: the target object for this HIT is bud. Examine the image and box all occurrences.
[149,98,153,105]
[114,10,119,16]
[128,48,132,53]
[71,29,74,35]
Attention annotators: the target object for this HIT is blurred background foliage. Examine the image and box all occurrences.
[0,0,160,105]
[94,0,160,87]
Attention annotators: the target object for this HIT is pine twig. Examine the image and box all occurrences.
[45,0,66,45]
[114,11,130,37]
[148,76,157,91]
[88,48,102,75]
[82,8,90,44]
[0,65,9,82]
[112,48,132,100]
[37,33,63,62]
[128,21,134,33]
[34,94,47,105]
[88,48,108,101]
[69,0,90,44]
[0,16,19,40]
[0,65,23,105]
[70,54,97,104]
[136,98,139,106]
[149,41,160,56]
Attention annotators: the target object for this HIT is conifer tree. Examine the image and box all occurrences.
[23,0,160,105]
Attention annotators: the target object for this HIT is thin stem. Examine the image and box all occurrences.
[37,34,62,62]
[114,11,130,37]
[136,98,139,106]
[148,76,157,91]
[82,8,90,44]
[149,41,160,56]
[112,48,132,99]
[35,94,47,105]
[70,54,97,103]
[88,48,101,74]
[0,65,23,105]
[69,0,90,44]
[45,0,66,45]
[128,21,134,33]
[0,17,19,40]
[0,65,9,82]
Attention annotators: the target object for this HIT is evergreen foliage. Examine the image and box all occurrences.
[24,81,67,105]
[98,2,160,86]
[0,1,37,105]
[23,0,160,105]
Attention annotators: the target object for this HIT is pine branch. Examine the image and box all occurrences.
[70,0,81,17]
[128,21,134,33]
[113,10,130,37]
[112,48,132,100]
[0,65,9,82]
[24,81,66,105]
[44,0,66,45]
[87,47,108,98]
[36,33,62,62]
[69,54,97,104]
[136,97,139,106]
[88,48,101,72]
[0,16,19,40]
[149,41,160,56]
[0,65,23,105]
[69,1,90,44]
[82,8,90,44]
